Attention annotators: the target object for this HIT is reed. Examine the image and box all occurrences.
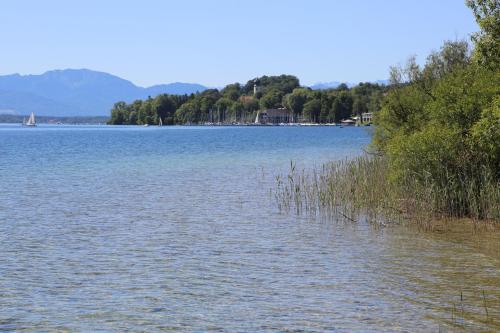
[275,155,500,225]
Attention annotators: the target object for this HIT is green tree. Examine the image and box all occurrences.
[214,97,233,122]
[260,88,284,109]
[469,95,500,174]
[331,92,353,123]
[128,111,137,125]
[108,101,128,124]
[243,75,300,95]
[352,97,368,117]
[303,99,321,122]
[175,101,202,124]
[153,94,176,125]
[230,101,244,122]
[337,83,349,91]
[137,99,154,125]
[221,83,241,101]
[283,88,310,121]
[373,33,499,217]
[466,0,500,69]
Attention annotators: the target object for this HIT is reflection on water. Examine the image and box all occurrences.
[0,125,498,332]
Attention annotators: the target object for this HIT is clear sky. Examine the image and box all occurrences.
[0,0,478,87]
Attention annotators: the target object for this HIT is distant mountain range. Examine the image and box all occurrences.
[0,69,207,116]
[310,80,389,90]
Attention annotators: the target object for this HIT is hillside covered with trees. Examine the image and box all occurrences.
[108,75,387,125]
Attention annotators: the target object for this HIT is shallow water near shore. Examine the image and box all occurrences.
[0,124,498,332]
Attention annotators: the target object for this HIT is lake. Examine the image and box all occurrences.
[0,124,498,332]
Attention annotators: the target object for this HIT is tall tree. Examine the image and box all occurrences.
[466,0,500,69]
[303,99,321,122]
[283,88,310,120]
[331,92,353,122]
[153,94,176,125]
[260,88,284,109]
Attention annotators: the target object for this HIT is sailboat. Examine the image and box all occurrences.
[158,117,163,126]
[23,112,36,127]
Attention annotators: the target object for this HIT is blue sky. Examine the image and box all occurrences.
[1,0,478,87]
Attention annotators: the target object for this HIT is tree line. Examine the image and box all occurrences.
[108,75,387,125]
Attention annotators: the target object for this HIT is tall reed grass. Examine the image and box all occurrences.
[274,156,500,225]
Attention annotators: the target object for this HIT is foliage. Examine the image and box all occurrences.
[466,0,500,69]
[259,88,284,109]
[109,74,387,125]
[282,88,311,119]
[373,32,500,218]
[242,75,300,96]
[302,99,321,122]
[276,3,500,221]
[331,92,354,123]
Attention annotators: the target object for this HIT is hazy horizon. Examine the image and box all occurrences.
[0,67,390,89]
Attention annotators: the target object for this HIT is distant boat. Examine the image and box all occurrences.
[158,117,163,126]
[23,112,36,127]
[340,118,356,126]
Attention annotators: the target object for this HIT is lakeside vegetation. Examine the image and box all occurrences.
[108,77,388,125]
[276,0,500,223]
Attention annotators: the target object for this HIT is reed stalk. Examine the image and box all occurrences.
[275,155,500,225]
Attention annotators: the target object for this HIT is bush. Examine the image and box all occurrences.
[373,42,499,219]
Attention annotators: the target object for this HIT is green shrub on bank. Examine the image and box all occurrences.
[375,63,499,217]
[276,2,500,222]
[371,21,499,219]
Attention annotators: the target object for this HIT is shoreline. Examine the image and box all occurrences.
[0,121,372,127]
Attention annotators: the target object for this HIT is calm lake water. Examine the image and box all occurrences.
[0,124,498,332]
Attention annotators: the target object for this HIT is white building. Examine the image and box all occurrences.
[361,112,373,123]
[255,108,292,124]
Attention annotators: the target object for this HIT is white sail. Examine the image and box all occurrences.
[159,117,163,126]
[26,112,36,126]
